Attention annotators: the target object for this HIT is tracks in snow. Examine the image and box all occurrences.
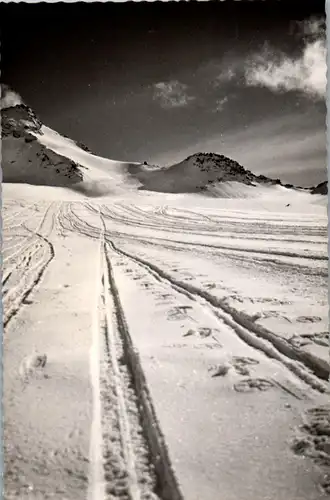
[59,203,329,392]
[91,236,183,500]
[3,203,57,329]
[99,204,327,262]
[106,241,329,393]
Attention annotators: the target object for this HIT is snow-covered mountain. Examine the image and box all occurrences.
[2,104,84,187]
[1,103,142,196]
[135,153,327,197]
[133,152,287,196]
[1,98,327,199]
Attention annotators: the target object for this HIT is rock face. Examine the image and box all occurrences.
[132,152,285,194]
[311,181,328,195]
[2,104,43,138]
[1,104,83,186]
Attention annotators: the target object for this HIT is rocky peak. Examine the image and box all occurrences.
[1,104,43,139]
[311,181,328,195]
[187,152,250,174]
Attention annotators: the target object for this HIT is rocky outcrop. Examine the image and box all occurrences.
[1,104,83,186]
[311,181,328,195]
[1,104,43,139]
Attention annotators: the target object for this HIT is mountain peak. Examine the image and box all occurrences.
[2,103,43,139]
[186,151,249,174]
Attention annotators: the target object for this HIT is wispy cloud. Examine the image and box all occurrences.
[210,17,326,100]
[244,17,326,99]
[153,80,195,109]
[0,84,23,110]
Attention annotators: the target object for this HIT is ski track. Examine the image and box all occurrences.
[92,219,183,500]
[106,241,328,391]
[93,232,327,281]
[7,201,182,500]
[3,202,57,329]
[4,198,329,500]
[98,205,327,262]
[63,202,329,390]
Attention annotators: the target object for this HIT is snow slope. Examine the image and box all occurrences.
[2,101,329,500]
[2,104,142,197]
[34,125,142,195]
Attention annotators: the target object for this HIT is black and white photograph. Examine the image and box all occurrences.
[1,1,329,499]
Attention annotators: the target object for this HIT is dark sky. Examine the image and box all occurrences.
[1,1,326,186]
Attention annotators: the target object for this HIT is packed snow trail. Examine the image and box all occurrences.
[91,234,183,500]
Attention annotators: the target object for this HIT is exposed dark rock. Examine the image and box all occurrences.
[76,141,91,153]
[311,181,328,195]
[1,103,83,186]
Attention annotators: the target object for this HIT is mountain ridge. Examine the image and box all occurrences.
[1,99,327,197]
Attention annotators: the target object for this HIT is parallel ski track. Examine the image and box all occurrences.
[101,203,327,238]
[2,202,33,226]
[3,202,56,278]
[100,232,327,280]
[95,237,184,500]
[3,203,57,329]
[67,199,325,274]
[62,203,330,392]
[64,204,183,499]
[99,206,327,262]
[106,240,329,392]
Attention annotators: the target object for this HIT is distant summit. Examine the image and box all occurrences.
[133,152,285,195]
[133,153,326,197]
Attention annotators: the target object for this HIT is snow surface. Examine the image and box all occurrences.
[3,125,329,500]
[33,126,142,194]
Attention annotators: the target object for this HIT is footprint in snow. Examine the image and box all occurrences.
[167,306,193,321]
[296,315,322,323]
[183,329,195,337]
[140,282,151,289]
[209,364,230,377]
[184,327,215,338]
[291,404,330,493]
[19,353,48,382]
[234,378,274,393]
[232,356,259,377]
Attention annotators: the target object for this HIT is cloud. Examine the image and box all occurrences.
[153,80,195,109]
[0,84,23,110]
[244,18,326,99]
